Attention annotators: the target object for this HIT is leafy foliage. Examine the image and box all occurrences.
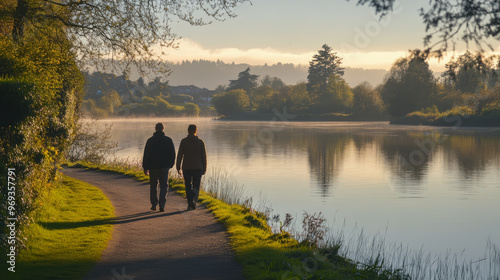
[2,0,250,74]
[442,51,499,94]
[380,52,437,117]
[212,89,250,117]
[356,0,500,56]
[210,47,499,125]
[352,82,385,117]
[0,3,83,251]
[315,74,353,113]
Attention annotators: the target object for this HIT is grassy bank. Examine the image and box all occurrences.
[66,161,409,280]
[4,175,114,280]
[391,105,500,127]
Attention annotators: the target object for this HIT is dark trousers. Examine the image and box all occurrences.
[183,169,202,206]
[149,168,169,208]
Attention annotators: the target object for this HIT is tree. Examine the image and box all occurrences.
[442,51,499,94]
[261,75,286,90]
[184,103,200,117]
[307,44,345,98]
[380,52,437,117]
[352,82,385,117]
[281,83,311,113]
[137,77,145,88]
[252,85,282,112]
[228,67,259,93]
[355,0,500,56]
[316,74,353,113]
[212,89,250,117]
[3,0,249,72]
[96,89,122,114]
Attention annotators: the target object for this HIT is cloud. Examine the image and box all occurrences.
[161,38,315,66]
[158,38,497,71]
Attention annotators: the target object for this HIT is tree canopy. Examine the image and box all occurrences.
[380,52,437,117]
[307,44,345,97]
[443,51,499,94]
[1,0,249,73]
[355,0,500,56]
[228,67,259,92]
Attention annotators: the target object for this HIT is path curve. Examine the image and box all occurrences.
[62,167,244,280]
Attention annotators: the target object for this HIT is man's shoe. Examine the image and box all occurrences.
[159,207,164,212]
[151,206,156,211]
[187,205,195,211]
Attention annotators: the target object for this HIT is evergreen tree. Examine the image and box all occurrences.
[307,44,344,98]
[228,67,259,93]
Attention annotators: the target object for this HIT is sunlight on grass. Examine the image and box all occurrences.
[68,160,414,279]
[10,176,115,280]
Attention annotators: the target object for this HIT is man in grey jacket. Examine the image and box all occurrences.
[143,123,176,212]
[176,124,207,210]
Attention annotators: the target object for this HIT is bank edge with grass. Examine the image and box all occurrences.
[66,160,410,280]
[1,175,114,280]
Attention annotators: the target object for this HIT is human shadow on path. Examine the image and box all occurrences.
[40,210,184,230]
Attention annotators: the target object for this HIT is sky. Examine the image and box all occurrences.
[163,0,499,72]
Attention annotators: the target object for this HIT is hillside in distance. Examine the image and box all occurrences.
[128,60,388,89]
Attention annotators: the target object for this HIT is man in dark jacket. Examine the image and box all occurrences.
[176,124,207,210]
[143,123,176,212]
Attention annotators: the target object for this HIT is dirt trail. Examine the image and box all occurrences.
[62,167,244,280]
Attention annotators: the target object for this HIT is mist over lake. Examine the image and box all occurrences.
[98,117,500,265]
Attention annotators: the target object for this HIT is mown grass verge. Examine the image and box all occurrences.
[5,175,114,280]
[65,161,410,280]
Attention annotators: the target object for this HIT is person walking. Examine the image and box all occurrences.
[176,124,207,210]
[142,122,176,212]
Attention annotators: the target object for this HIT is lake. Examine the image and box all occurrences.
[97,117,500,274]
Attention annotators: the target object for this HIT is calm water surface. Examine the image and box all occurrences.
[98,118,500,264]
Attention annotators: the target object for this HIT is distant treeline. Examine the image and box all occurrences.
[211,46,500,125]
[91,59,388,89]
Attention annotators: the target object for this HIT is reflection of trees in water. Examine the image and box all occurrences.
[379,132,500,194]
[379,133,434,194]
[307,133,351,197]
[443,135,500,181]
[209,124,500,195]
[351,134,376,154]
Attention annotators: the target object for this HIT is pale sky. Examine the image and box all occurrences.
[164,0,499,71]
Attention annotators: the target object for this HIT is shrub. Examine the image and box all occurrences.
[0,26,83,252]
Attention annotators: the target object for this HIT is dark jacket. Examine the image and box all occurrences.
[176,134,207,173]
[142,131,176,170]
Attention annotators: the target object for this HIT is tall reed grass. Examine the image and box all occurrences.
[70,153,500,280]
[202,166,500,280]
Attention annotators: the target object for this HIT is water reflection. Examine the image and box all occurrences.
[444,135,500,180]
[102,119,500,266]
[307,133,350,196]
[105,119,500,197]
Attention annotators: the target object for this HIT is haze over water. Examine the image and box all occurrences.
[98,117,500,267]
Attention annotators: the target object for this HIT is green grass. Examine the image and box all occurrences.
[6,175,115,280]
[391,103,500,126]
[66,161,410,279]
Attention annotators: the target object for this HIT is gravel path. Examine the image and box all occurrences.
[62,167,244,280]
